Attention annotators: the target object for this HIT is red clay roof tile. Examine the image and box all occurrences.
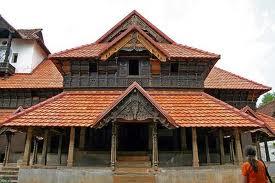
[2,87,263,128]
[205,67,271,91]
[0,59,63,89]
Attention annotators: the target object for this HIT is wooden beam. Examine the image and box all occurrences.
[40,129,49,165]
[264,140,270,162]
[22,127,33,166]
[192,127,199,167]
[32,137,38,165]
[219,129,225,164]
[3,132,12,166]
[57,135,62,165]
[205,135,211,164]
[79,127,86,150]
[181,127,187,151]
[256,140,262,160]
[234,128,243,165]
[67,127,75,167]
[111,122,117,170]
[152,122,159,170]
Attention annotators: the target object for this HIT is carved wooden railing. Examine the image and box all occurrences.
[64,75,203,88]
[0,62,15,75]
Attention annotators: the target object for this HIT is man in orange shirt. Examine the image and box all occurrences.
[242,145,270,183]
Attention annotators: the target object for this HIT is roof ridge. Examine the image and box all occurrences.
[175,43,220,58]
[95,10,175,44]
[202,92,264,127]
[215,67,271,90]
[1,92,67,126]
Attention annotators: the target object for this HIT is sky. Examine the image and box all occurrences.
[0,0,274,97]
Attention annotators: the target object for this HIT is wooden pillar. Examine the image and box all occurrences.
[256,140,262,160]
[152,122,158,170]
[148,125,152,151]
[22,127,33,166]
[3,132,12,166]
[57,135,63,165]
[192,127,199,167]
[47,134,52,153]
[264,140,270,162]
[32,137,38,165]
[40,129,49,165]
[234,128,243,165]
[181,127,187,151]
[229,138,235,164]
[79,127,86,150]
[205,135,211,164]
[111,122,117,170]
[67,127,75,167]
[219,128,225,164]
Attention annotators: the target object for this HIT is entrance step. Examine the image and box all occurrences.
[115,167,153,175]
[117,155,150,161]
[117,161,151,168]
[0,166,19,183]
[113,175,155,183]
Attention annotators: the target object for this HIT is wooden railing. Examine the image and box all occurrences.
[0,62,15,75]
[64,75,203,88]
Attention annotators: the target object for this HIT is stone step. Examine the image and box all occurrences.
[117,161,151,168]
[117,155,150,161]
[1,167,19,171]
[113,175,155,183]
[115,167,153,175]
[0,170,19,175]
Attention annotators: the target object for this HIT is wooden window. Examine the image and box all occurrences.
[170,62,179,74]
[89,62,97,73]
[11,53,18,63]
[150,59,160,75]
[129,60,139,75]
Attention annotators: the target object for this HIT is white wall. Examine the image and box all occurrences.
[0,38,47,73]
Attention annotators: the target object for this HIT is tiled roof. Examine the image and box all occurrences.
[2,87,263,128]
[257,100,275,117]
[0,109,15,122]
[205,67,271,91]
[0,59,63,89]
[256,112,275,134]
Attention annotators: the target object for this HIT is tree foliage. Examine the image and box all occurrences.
[260,92,275,107]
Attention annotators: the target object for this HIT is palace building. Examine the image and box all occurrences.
[0,11,275,183]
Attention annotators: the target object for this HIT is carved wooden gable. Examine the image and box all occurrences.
[94,83,176,129]
[100,30,167,61]
[100,14,170,44]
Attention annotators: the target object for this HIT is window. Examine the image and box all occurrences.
[12,53,18,63]
[89,62,97,73]
[129,60,139,75]
[170,62,179,73]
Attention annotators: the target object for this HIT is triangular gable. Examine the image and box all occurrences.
[241,106,275,136]
[99,25,168,61]
[96,10,175,44]
[93,82,177,129]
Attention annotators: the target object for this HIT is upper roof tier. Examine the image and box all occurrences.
[50,10,220,61]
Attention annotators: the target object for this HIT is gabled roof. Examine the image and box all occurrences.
[241,106,275,135]
[50,10,220,61]
[93,82,177,128]
[96,10,175,44]
[257,100,275,116]
[205,67,271,91]
[0,59,63,89]
[1,87,263,128]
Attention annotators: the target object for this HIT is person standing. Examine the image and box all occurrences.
[242,145,271,183]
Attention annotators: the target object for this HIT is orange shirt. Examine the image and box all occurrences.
[242,160,268,183]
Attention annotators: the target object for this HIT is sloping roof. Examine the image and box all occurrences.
[0,109,15,122]
[256,112,275,134]
[50,11,220,61]
[205,67,271,91]
[96,10,175,44]
[1,88,263,128]
[257,100,275,117]
[0,59,63,89]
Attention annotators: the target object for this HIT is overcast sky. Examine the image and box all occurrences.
[1,0,274,95]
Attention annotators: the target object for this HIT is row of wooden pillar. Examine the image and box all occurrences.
[6,126,270,167]
[191,128,243,167]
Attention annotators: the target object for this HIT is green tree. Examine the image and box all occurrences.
[260,92,275,107]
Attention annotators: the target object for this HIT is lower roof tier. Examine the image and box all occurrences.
[1,83,265,128]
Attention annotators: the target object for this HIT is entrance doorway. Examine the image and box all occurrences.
[118,123,149,151]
